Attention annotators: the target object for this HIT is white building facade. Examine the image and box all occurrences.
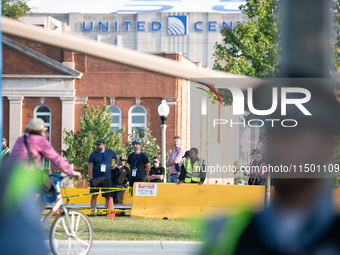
[27,12,248,68]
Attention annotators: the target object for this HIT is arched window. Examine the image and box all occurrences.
[107,105,121,133]
[129,105,147,137]
[34,105,51,170]
[34,105,51,142]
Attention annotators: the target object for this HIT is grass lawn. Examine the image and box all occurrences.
[89,216,203,241]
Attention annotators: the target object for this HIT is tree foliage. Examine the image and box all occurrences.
[332,0,340,72]
[234,176,249,185]
[62,99,125,181]
[2,0,30,19]
[213,0,281,107]
[333,135,340,188]
[124,124,160,166]
[329,1,340,186]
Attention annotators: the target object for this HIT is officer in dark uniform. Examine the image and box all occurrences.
[111,156,130,204]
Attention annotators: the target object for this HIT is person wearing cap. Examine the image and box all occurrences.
[7,118,81,179]
[244,149,266,185]
[178,147,206,185]
[147,155,165,183]
[127,140,150,188]
[88,138,119,210]
[0,118,82,254]
[178,151,190,181]
[111,156,130,204]
[166,136,185,183]
[182,150,190,160]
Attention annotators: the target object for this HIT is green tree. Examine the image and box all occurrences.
[62,99,125,181]
[332,0,340,72]
[333,135,340,188]
[2,0,30,19]
[331,1,340,187]
[334,174,340,188]
[124,124,160,167]
[234,176,249,185]
[213,0,281,107]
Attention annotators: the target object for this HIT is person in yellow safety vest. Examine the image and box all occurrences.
[178,148,206,185]
[1,137,11,163]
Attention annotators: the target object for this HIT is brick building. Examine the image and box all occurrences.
[2,34,192,172]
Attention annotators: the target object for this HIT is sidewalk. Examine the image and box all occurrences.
[47,241,204,255]
[88,241,203,255]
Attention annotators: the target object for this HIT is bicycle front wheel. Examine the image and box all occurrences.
[49,209,93,255]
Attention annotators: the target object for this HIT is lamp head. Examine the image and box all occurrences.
[158,100,170,124]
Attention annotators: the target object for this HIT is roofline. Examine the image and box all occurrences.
[2,74,80,79]
[2,36,83,79]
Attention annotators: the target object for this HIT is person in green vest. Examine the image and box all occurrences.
[1,137,11,163]
[178,147,206,185]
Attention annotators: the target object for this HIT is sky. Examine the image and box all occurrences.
[27,0,245,14]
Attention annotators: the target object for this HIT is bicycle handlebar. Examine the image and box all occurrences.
[50,173,80,186]
[50,173,66,182]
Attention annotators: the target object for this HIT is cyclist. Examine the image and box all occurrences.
[0,118,81,254]
[8,118,81,179]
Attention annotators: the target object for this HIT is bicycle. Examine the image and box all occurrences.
[42,174,93,255]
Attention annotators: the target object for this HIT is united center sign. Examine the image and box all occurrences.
[82,15,246,33]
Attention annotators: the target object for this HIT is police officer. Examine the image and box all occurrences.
[111,156,130,204]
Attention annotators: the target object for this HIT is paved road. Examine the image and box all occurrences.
[47,241,203,255]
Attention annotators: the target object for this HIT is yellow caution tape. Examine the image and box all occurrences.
[48,209,131,216]
[45,187,132,216]
[63,188,127,200]
[85,210,131,216]
[67,207,129,212]
[63,187,129,190]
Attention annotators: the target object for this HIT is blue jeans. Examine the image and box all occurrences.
[169,172,180,183]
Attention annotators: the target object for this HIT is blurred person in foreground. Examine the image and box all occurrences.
[202,82,340,254]
[0,118,81,254]
[201,0,340,253]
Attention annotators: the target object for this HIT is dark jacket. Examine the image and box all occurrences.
[111,165,130,186]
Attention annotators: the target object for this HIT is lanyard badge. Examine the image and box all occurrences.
[132,152,141,177]
[97,149,106,172]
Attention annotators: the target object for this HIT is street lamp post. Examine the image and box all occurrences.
[158,100,170,183]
